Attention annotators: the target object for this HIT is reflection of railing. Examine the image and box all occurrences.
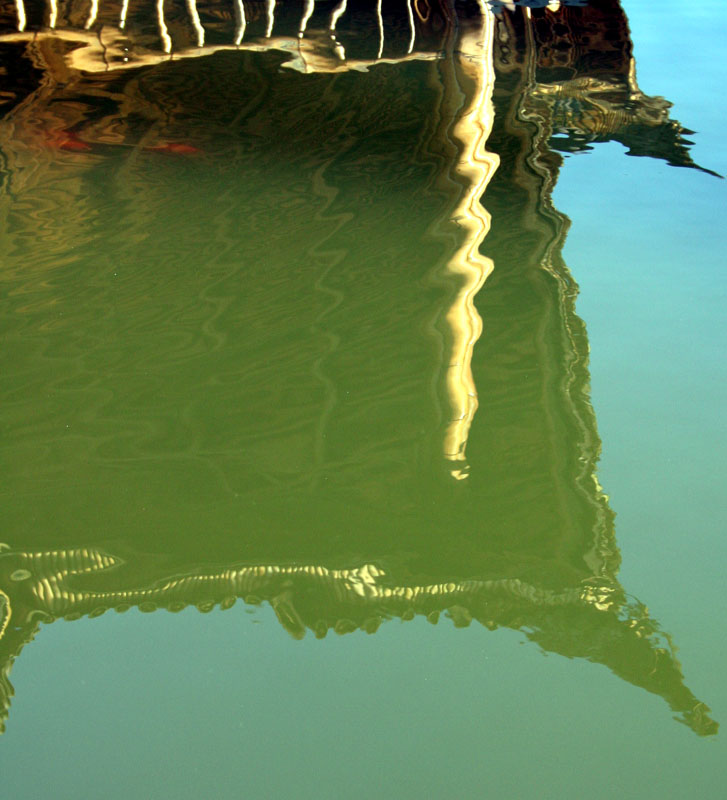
[0,25,442,73]
[0,0,450,72]
[10,0,363,40]
[0,0,502,473]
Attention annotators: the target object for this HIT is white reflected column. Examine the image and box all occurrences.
[186,0,206,47]
[234,0,247,44]
[15,0,26,31]
[85,0,98,29]
[441,4,499,479]
[157,0,172,53]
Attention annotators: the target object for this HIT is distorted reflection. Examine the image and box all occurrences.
[0,0,718,738]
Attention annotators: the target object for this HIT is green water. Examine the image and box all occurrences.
[1,1,725,796]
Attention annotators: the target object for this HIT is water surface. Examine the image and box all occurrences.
[1,0,725,796]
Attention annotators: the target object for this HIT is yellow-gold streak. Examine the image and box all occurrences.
[406,0,415,54]
[330,0,347,30]
[85,0,98,29]
[329,0,347,59]
[376,0,384,59]
[157,0,172,53]
[299,0,314,38]
[0,27,442,74]
[442,3,499,478]
[234,0,246,45]
[0,590,10,642]
[265,0,275,38]
[15,0,25,31]
[186,0,205,47]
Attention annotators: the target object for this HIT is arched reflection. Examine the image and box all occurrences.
[0,0,718,738]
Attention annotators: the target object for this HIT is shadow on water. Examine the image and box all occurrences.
[0,0,719,736]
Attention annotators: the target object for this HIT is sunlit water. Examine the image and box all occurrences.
[0,1,725,797]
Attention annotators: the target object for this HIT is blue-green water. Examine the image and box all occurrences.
[1,1,725,797]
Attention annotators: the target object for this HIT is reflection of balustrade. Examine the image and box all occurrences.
[0,0,451,72]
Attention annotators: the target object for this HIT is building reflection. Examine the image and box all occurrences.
[0,0,718,736]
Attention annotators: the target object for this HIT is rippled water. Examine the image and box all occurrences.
[1,0,725,796]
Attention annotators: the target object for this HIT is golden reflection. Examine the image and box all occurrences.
[0,0,461,75]
[265,0,275,38]
[0,590,10,642]
[406,0,415,54]
[437,6,499,478]
[330,0,347,32]
[233,0,246,44]
[186,0,206,47]
[14,0,25,31]
[84,0,99,29]
[376,0,384,59]
[299,0,314,38]
[0,23,442,75]
[156,0,172,54]
[0,545,717,736]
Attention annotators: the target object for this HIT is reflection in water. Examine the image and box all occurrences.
[0,0,718,738]
[431,7,498,478]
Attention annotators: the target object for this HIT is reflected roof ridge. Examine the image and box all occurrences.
[0,546,718,736]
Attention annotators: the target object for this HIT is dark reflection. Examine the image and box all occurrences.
[0,0,718,737]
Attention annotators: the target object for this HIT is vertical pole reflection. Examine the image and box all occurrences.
[120,0,130,29]
[186,0,206,47]
[234,0,246,45]
[265,0,275,38]
[14,0,25,32]
[405,0,415,54]
[157,0,172,53]
[330,0,347,31]
[440,4,499,479]
[299,0,314,38]
[329,0,347,60]
[376,0,384,59]
[85,0,99,29]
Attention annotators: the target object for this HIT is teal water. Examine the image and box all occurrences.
[1,1,726,797]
